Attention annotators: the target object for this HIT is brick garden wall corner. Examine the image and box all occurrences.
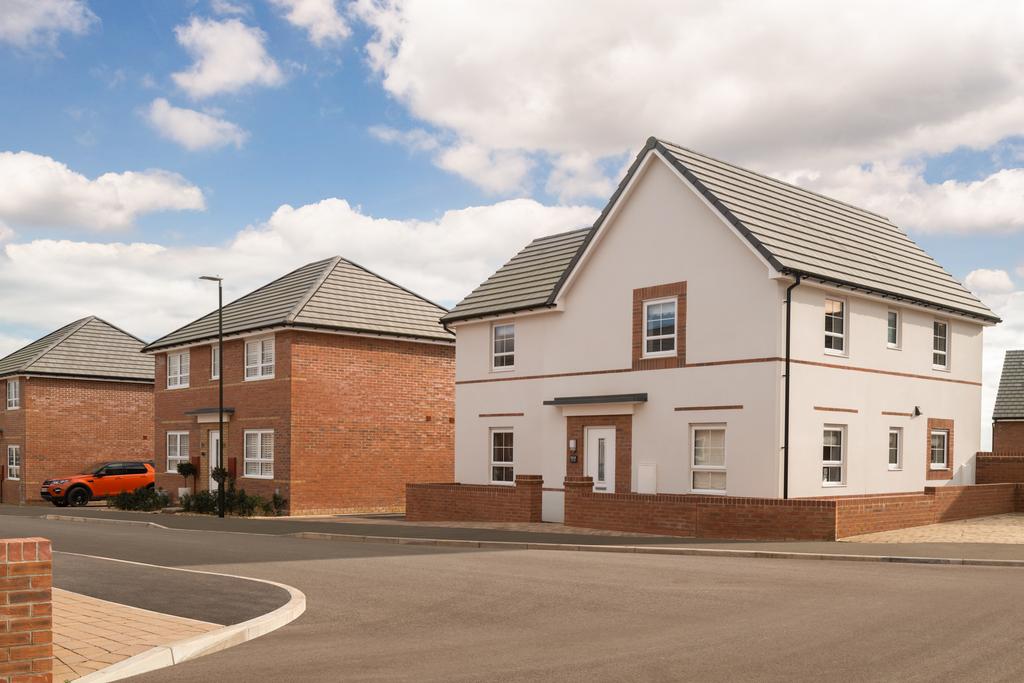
[0,537,52,683]
[406,475,542,523]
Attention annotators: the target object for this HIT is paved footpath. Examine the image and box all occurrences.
[3,508,1024,681]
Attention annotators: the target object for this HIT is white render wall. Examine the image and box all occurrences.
[451,152,988,517]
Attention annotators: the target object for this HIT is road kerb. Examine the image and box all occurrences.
[286,531,1024,567]
[43,513,168,529]
[57,551,306,683]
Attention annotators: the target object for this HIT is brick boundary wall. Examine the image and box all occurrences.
[563,477,837,541]
[1,537,52,683]
[975,452,1024,484]
[406,475,542,523]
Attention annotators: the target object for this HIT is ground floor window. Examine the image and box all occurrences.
[244,430,274,479]
[822,426,845,486]
[930,430,949,470]
[6,445,20,480]
[691,425,726,492]
[166,432,189,473]
[888,427,902,470]
[490,429,514,483]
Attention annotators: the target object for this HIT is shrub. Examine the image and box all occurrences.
[180,478,285,517]
[180,490,218,514]
[108,486,169,512]
[176,461,198,492]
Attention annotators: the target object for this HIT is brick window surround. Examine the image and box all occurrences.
[926,417,954,481]
[566,414,632,493]
[632,282,687,371]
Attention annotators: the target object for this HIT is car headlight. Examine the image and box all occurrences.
[49,479,70,485]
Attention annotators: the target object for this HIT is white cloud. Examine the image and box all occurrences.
[270,0,350,46]
[794,163,1024,235]
[546,153,616,203]
[0,197,596,342]
[0,333,31,359]
[210,0,250,16]
[353,1,1024,206]
[0,151,205,231]
[0,0,96,49]
[172,17,284,99]
[146,98,249,151]
[369,125,440,152]
[966,269,1016,294]
[434,143,533,195]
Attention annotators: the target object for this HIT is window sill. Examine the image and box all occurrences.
[5,406,19,411]
[244,374,275,382]
[642,352,677,360]
[489,480,515,486]
[166,384,190,390]
[692,489,727,495]
[932,366,950,373]
[887,466,903,472]
[242,474,274,480]
[822,483,846,488]
[929,466,950,472]
[823,349,847,358]
[490,366,515,373]
[886,345,901,351]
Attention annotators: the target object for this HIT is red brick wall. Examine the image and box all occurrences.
[925,417,954,481]
[153,335,292,504]
[289,332,454,515]
[406,475,542,523]
[0,537,52,683]
[565,415,632,493]
[834,484,1020,537]
[0,378,27,505]
[1,377,153,504]
[975,453,1024,484]
[632,282,686,371]
[992,422,1024,452]
[563,477,837,540]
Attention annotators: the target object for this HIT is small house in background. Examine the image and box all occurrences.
[142,256,455,515]
[992,350,1024,451]
[0,317,154,504]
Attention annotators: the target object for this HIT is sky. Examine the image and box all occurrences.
[0,0,1023,442]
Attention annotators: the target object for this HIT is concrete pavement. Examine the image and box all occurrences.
[2,512,1024,681]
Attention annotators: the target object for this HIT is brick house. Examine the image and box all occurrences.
[413,136,1000,534]
[992,350,1024,452]
[142,256,455,515]
[0,317,154,504]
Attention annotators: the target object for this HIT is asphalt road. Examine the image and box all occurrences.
[3,513,1024,681]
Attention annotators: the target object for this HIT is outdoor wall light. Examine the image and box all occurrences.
[568,439,578,463]
[913,406,922,417]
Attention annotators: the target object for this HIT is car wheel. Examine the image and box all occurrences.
[52,498,69,508]
[67,487,91,507]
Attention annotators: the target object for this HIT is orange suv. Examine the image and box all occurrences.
[41,461,156,507]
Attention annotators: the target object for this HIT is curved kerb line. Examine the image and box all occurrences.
[57,550,306,683]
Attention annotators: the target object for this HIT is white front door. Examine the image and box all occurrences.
[585,427,615,493]
[209,430,221,492]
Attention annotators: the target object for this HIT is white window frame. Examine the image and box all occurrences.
[491,323,515,371]
[489,428,514,484]
[888,427,903,471]
[824,298,847,355]
[822,425,846,487]
[642,297,678,359]
[6,445,20,480]
[166,432,189,473]
[167,351,190,389]
[6,379,20,410]
[930,429,949,470]
[245,336,275,381]
[690,424,727,494]
[243,429,275,479]
[932,320,950,370]
[886,310,901,350]
[211,344,220,380]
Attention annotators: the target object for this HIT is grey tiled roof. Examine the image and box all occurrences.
[0,317,153,381]
[993,350,1024,420]
[444,137,998,324]
[144,257,452,351]
[442,227,592,323]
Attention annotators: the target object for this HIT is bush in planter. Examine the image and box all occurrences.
[176,461,199,494]
[108,486,169,512]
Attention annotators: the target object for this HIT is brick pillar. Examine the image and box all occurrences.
[1,538,52,683]
[563,476,594,528]
[514,475,544,522]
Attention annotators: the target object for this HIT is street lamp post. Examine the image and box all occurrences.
[200,275,225,519]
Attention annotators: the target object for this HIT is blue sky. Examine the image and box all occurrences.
[1,0,1023,432]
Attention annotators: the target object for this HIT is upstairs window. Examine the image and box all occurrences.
[822,426,845,486]
[211,345,220,380]
[643,298,677,357]
[933,321,949,369]
[691,426,726,493]
[245,338,274,380]
[930,430,949,470]
[888,427,902,470]
[824,299,846,353]
[167,351,190,389]
[6,445,20,480]
[492,323,515,370]
[6,379,20,409]
[490,429,514,483]
[886,311,900,349]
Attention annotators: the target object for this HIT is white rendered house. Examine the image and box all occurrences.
[443,137,999,523]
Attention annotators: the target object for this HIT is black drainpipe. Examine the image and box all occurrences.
[783,274,802,499]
